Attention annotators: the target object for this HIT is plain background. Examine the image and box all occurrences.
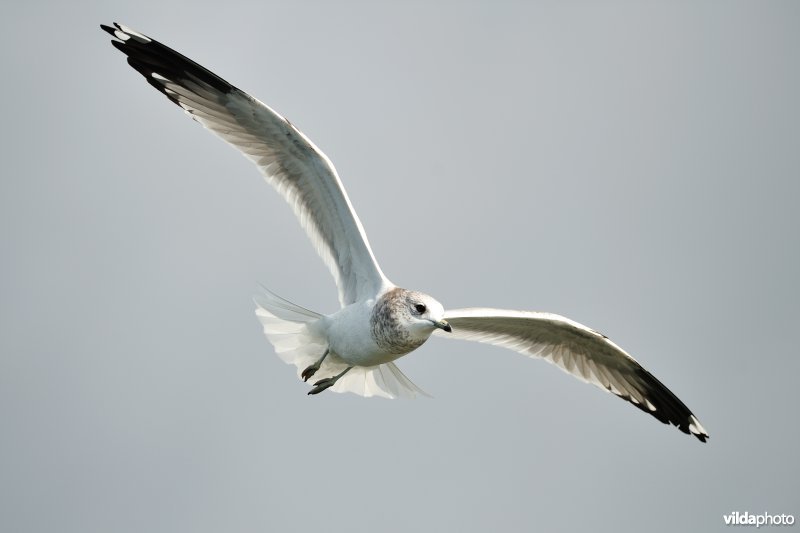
[2,1,798,532]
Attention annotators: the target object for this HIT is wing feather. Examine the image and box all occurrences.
[102,23,390,306]
[439,307,709,442]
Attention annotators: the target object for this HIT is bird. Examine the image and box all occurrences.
[101,22,709,442]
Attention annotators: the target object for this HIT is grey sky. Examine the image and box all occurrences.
[1,1,798,532]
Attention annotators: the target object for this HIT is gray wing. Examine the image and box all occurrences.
[438,307,708,442]
[102,23,390,306]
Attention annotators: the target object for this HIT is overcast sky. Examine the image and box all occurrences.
[1,1,798,532]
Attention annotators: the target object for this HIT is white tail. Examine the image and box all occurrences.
[254,287,429,399]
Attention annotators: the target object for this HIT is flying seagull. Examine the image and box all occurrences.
[101,22,709,442]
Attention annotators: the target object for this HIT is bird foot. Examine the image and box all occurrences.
[307,366,353,396]
[307,376,337,395]
[302,349,329,382]
[301,362,320,382]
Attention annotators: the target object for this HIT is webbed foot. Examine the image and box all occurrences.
[301,363,320,382]
[301,349,329,382]
[307,366,353,396]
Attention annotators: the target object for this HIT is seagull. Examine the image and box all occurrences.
[101,22,709,442]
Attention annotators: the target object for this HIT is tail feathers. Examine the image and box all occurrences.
[254,285,322,322]
[255,303,325,368]
[331,363,431,399]
[254,287,429,399]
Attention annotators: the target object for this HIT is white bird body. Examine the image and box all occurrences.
[103,22,709,441]
[323,298,387,366]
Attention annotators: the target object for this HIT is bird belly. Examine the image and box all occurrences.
[326,322,402,366]
[324,302,406,367]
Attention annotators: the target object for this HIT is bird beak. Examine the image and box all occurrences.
[432,319,452,333]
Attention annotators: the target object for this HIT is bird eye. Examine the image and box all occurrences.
[414,303,426,314]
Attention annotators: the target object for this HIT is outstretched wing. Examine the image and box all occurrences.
[101,23,390,306]
[438,308,709,442]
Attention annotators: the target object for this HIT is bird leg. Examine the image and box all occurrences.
[301,349,329,382]
[307,366,353,395]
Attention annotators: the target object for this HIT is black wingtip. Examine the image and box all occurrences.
[691,419,710,443]
[604,364,709,443]
[100,22,121,38]
[100,22,236,96]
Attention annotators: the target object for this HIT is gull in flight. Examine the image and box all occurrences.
[101,22,709,442]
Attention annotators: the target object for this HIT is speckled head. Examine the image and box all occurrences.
[370,288,450,355]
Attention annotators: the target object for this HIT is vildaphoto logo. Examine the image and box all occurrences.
[723,511,795,527]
